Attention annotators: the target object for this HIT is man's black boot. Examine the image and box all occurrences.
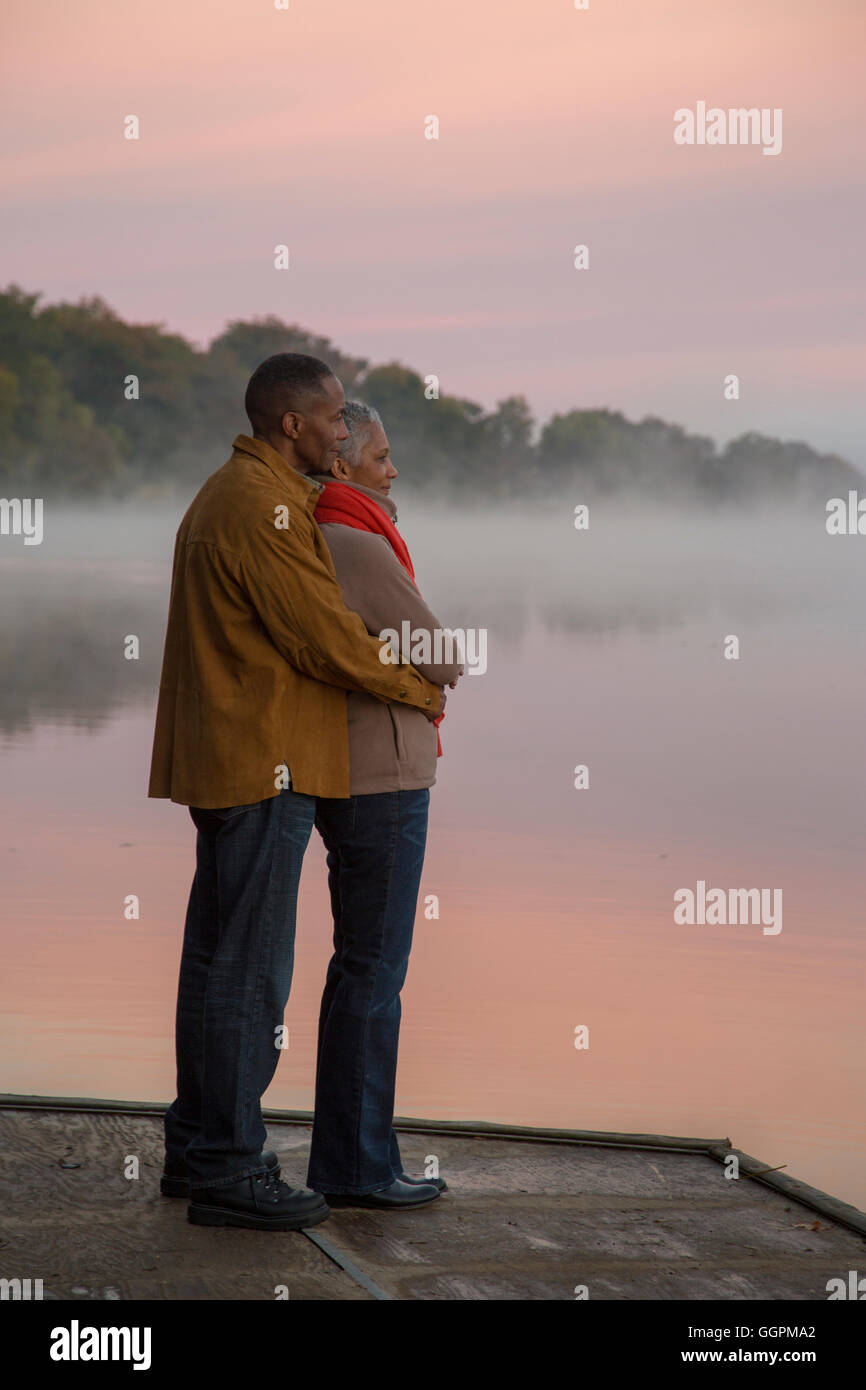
[188,1171,329,1230]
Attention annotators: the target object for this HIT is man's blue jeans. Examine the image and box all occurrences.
[306,788,430,1194]
[164,786,316,1188]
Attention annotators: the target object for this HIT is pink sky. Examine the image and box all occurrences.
[2,0,864,462]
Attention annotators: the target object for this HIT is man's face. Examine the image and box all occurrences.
[289,374,349,474]
[337,422,398,494]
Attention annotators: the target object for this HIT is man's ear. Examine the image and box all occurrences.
[280,409,301,440]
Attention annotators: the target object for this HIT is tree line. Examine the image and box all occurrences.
[0,283,859,503]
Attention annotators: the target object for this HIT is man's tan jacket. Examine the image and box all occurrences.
[147,435,440,807]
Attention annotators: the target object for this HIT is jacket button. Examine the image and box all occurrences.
[424,697,431,705]
[399,690,406,698]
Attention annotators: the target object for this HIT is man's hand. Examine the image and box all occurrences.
[423,687,446,721]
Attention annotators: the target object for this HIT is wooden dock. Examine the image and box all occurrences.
[1,1096,864,1301]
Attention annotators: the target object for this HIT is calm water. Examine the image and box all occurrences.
[1,498,864,1208]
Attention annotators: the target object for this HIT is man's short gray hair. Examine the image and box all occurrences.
[339,401,383,467]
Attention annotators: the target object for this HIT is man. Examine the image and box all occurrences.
[148,354,445,1231]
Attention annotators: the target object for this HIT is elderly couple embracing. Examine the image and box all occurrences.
[148,353,462,1231]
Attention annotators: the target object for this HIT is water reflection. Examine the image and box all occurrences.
[1,499,864,1211]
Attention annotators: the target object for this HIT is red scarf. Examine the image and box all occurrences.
[315,481,443,755]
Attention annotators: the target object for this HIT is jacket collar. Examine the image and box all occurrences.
[232,434,324,509]
[308,472,399,523]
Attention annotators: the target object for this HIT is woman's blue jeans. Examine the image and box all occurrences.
[305,788,430,1195]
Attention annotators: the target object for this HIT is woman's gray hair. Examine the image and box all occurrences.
[339,401,383,467]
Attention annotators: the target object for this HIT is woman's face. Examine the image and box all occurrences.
[334,422,399,495]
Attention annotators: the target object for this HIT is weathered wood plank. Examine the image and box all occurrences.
[1,1106,864,1300]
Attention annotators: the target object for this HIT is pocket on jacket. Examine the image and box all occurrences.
[387,705,408,762]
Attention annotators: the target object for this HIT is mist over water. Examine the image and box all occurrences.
[1,494,864,1208]
[1,495,862,729]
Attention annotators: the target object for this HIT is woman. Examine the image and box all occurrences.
[304,401,462,1209]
